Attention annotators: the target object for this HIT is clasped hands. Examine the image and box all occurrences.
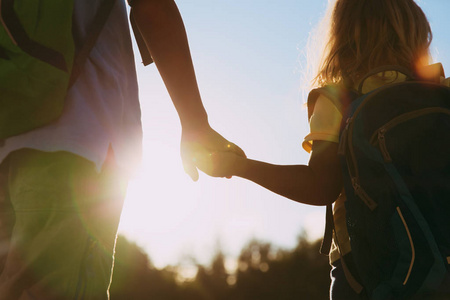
[180,125,246,180]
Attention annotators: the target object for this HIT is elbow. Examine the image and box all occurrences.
[300,180,341,206]
[313,191,339,206]
[316,177,342,205]
[308,169,342,206]
[284,187,338,206]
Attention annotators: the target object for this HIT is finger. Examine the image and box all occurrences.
[181,142,205,181]
[209,152,233,179]
[183,161,199,182]
[192,151,214,175]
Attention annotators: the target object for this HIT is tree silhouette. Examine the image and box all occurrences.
[230,235,330,300]
[110,235,204,299]
[110,234,331,300]
[196,250,231,300]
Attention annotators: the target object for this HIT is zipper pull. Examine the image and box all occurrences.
[377,128,392,163]
[351,178,378,211]
[338,118,351,155]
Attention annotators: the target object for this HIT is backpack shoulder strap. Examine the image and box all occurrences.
[357,65,415,95]
[356,64,445,95]
[69,0,117,87]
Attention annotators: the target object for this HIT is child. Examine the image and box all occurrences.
[195,0,450,299]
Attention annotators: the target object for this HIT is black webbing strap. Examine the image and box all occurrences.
[0,0,68,71]
[69,0,117,87]
[339,250,364,294]
[320,204,334,255]
[320,203,364,294]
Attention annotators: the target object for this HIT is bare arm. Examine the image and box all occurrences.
[132,0,207,129]
[131,0,245,180]
[198,141,342,205]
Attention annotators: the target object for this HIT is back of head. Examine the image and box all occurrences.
[315,0,432,87]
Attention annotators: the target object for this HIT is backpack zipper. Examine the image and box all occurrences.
[339,116,377,209]
[351,177,378,210]
[376,128,392,163]
[369,108,450,162]
[338,118,351,155]
[345,100,379,210]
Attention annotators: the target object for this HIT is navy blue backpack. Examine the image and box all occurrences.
[311,65,450,300]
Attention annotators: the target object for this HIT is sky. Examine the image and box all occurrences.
[118,0,450,271]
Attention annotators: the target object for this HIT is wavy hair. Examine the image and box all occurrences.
[312,0,432,88]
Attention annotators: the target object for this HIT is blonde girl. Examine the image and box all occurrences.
[196,0,449,299]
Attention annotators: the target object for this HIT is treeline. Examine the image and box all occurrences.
[110,234,331,300]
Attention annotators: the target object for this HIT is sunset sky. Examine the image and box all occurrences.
[118,0,450,270]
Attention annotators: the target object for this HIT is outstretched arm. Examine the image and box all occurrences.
[195,141,342,205]
[131,0,244,180]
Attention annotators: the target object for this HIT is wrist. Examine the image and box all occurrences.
[180,113,209,133]
[233,155,249,177]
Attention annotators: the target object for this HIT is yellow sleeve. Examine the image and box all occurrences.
[302,94,343,153]
[441,76,450,86]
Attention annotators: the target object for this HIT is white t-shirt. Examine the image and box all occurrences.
[0,0,142,174]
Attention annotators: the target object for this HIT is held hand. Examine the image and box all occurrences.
[193,150,241,178]
[180,125,245,181]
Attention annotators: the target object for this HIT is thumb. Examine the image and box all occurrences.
[183,161,199,182]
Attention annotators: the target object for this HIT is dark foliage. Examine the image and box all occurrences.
[110,234,331,300]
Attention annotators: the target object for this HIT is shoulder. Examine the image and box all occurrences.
[302,86,346,153]
[307,84,353,121]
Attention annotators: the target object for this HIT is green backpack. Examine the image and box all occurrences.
[0,0,115,140]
